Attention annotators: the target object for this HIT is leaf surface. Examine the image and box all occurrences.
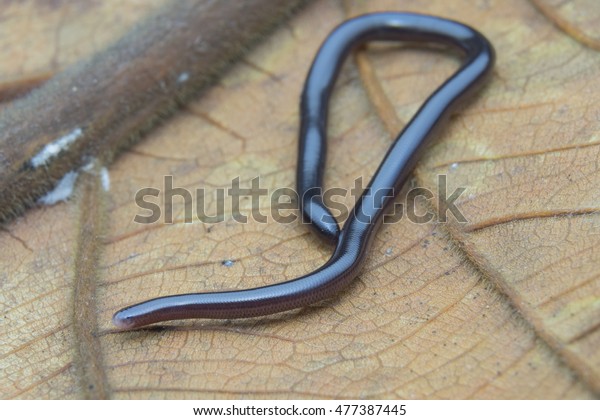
[0,0,598,399]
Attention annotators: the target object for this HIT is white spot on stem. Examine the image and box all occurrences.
[38,171,79,205]
[30,128,83,167]
[100,167,110,191]
[81,160,95,172]
[177,72,190,83]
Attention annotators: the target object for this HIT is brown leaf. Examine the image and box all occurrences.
[1,0,598,399]
[531,0,600,50]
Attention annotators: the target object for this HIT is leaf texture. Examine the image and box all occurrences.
[1,0,599,399]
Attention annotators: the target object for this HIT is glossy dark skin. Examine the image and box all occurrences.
[113,12,495,330]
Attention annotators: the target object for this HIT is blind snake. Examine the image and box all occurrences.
[112,12,495,330]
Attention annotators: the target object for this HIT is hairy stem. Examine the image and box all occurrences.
[0,0,308,222]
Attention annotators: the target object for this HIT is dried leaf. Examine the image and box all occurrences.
[1,0,598,399]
